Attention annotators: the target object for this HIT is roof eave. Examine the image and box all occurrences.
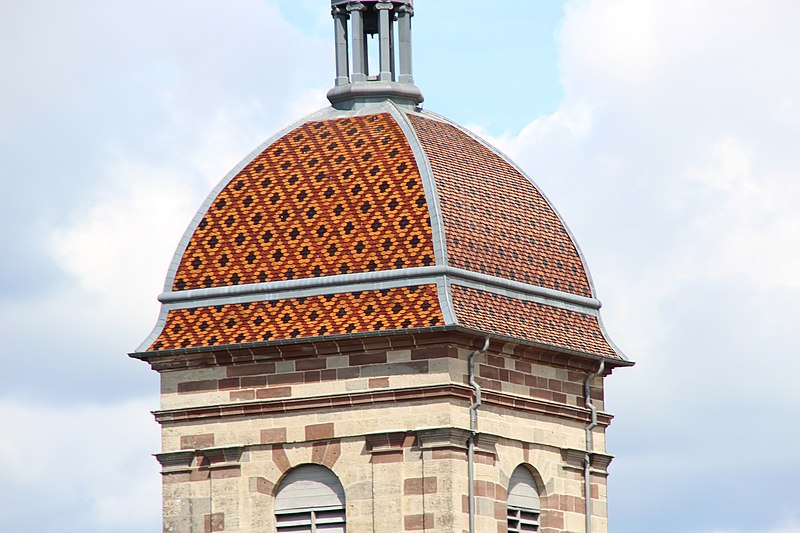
[129,324,633,370]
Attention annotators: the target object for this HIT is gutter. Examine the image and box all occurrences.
[583,359,605,533]
[467,336,490,533]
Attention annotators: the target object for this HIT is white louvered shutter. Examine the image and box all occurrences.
[507,466,540,533]
[275,465,346,532]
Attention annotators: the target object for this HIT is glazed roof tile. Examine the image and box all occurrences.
[149,285,443,351]
[408,114,592,297]
[172,113,435,291]
[138,104,624,362]
[451,284,618,359]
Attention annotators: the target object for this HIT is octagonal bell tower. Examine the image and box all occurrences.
[132,2,632,532]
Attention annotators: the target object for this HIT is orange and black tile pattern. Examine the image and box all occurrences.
[148,285,443,351]
[409,114,592,298]
[451,285,619,359]
[172,113,435,291]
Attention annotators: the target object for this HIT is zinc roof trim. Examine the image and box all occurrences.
[437,278,458,326]
[387,101,448,267]
[156,265,600,314]
[444,267,600,315]
[594,311,631,362]
[160,270,445,311]
[384,101,455,325]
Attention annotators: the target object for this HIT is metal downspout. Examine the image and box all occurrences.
[583,360,605,533]
[467,336,490,533]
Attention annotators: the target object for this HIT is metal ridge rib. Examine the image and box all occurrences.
[443,267,601,310]
[158,266,601,313]
[158,266,448,303]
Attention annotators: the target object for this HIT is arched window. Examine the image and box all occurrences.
[507,464,541,533]
[275,464,346,532]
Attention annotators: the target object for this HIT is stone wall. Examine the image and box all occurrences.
[150,333,614,532]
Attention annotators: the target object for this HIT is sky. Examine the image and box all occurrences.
[1,0,799,531]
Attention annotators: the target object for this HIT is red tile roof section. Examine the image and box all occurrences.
[451,285,619,359]
[172,113,435,291]
[148,285,443,351]
[408,114,592,297]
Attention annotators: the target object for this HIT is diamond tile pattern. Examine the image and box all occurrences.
[172,113,435,291]
[149,285,443,351]
[409,114,592,297]
[451,285,619,359]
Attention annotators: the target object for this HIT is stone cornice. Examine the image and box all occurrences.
[156,430,610,478]
[152,383,614,427]
[131,328,630,372]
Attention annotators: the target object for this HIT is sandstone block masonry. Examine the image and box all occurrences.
[143,331,615,533]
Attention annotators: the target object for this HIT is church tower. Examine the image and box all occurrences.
[132,2,632,532]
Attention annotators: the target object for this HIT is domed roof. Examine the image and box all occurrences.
[136,101,625,363]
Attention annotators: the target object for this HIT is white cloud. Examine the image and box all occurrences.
[0,1,326,529]
[559,0,800,102]
[51,169,194,300]
[485,1,800,531]
[689,524,800,533]
[688,136,800,290]
[0,399,160,533]
[487,0,800,336]
[5,0,800,531]
[45,0,328,308]
[47,80,326,349]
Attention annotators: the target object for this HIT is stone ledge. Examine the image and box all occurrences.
[417,428,496,456]
[199,446,244,468]
[155,446,245,473]
[560,447,614,474]
[154,450,195,473]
